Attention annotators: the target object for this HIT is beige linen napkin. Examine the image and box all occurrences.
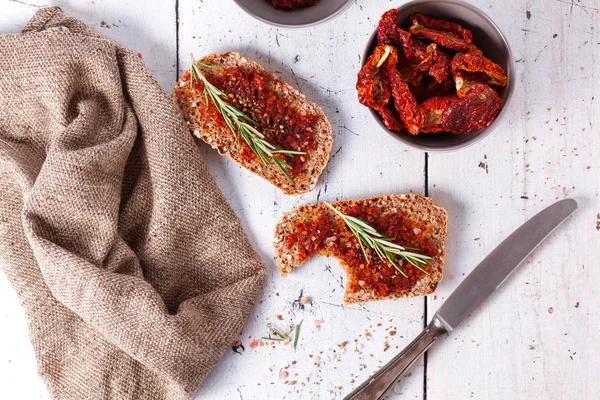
[0,7,265,400]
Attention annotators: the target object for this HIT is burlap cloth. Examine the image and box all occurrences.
[0,7,265,400]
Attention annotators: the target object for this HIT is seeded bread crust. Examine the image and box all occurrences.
[172,52,333,195]
[273,194,448,304]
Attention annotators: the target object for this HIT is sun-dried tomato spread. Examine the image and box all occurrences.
[269,0,318,10]
[189,66,319,175]
[285,204,436,297]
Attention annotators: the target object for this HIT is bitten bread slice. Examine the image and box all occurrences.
[173,52,333,195]
[273,194,448,304]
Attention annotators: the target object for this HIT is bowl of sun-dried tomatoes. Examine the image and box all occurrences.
[233,0,353,28]
[359,0,515,151]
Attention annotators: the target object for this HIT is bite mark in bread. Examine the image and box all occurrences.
[273,194,448,304]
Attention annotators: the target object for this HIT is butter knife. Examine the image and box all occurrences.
[343,198,577,400]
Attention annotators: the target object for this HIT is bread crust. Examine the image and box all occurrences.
[173,52,333,195]
[273,194,448,304]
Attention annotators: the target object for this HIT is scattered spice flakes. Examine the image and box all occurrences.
[292,290,311,310]
[596,214,600,231]
[383,341,390,352]
[478,161,489,174]
[249,339,264,349]
[389,330,397,336]
[277,315,284,320]
[231,340,245,354]
[575,302,580,308]
[279,370,289,379]
[553,33,558,38]
[526,10,531,19]
[314,319,323,331]
[548,307,554,314]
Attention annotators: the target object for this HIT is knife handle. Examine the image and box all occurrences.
[343,316,447,400]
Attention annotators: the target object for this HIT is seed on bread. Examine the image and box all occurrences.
[273,194,448,304]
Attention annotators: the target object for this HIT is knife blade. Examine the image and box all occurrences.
[435,198,577,331]
[343,198,577,400]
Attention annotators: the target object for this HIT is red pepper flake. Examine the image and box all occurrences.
[137,52,143,59]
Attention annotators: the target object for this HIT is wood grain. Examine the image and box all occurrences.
[426,1,600,399]
[0,0,598,399]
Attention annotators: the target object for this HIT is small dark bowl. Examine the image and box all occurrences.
[233,0,354,29]
[362,0,515,152]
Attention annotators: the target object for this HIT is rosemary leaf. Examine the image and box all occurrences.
[324,203,433,278]
[261,336,286,342]
[293,320,303,349]
[267,324,291,341]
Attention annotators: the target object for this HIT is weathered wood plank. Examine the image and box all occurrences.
[178,1,427,399]
[2,0,598,399]
[426,0,600,399]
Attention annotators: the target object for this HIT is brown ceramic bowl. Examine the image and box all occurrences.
[362,0,515,152]
[233,0,354,29]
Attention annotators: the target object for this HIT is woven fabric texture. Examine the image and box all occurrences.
[0,7,265,400]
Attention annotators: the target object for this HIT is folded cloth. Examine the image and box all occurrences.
[0,7,265,400]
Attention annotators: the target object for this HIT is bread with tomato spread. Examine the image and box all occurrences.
[273,194,447,304]
[173,52,332,195]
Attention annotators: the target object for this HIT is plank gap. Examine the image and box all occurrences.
[175,0,180,79]
[423,151,429,399]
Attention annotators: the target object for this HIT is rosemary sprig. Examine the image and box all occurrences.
[324,203,432,278]
[293,320,303,349]
[189,54,305,184]
[261,322,303,349]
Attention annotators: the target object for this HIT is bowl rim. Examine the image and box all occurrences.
[232,0,354,29]
[362,0,516,153]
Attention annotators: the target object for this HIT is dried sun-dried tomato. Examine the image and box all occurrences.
[378,9,416,60]
[390,70,423,135]
[268,0,317,10]
[410,77,453,103]
[357,45,399,110]
[420,94,459,133]
[428,45,453,83]
[451,53,508,96]
[409,13,473,52]
[441,84,502,134]
[378,105,404,132]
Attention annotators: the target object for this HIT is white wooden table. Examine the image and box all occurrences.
[1,1,599,399]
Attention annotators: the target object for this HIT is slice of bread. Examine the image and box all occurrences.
[273,194,448,304]
[173,52,333,195]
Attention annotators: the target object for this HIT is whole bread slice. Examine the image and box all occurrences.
[273,194,448,304]
[173,52,333,195]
